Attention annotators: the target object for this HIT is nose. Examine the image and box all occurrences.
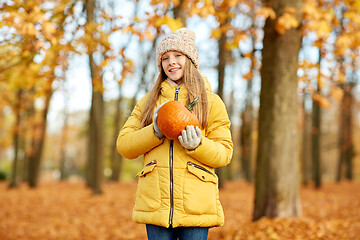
[169,56,176,64]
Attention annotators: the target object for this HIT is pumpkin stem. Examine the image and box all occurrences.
[185,97,199,112]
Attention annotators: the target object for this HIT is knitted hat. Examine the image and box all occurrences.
[156,28,199,71]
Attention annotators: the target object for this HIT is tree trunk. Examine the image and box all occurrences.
[9,90,22,188]
[241,4,260,183]
[333,3,354,182]
[110,90,123,182]
[215,22,228,189]
[240,44,256,183]
[59,106,69,180]
[240,82,253,182]
[88,89,104,194]
[86,0,104,194]
[172,0,186,25]
[217,32,226,101]
[22,99,32,183]
[312,48,322,188]
[28,88,52,188]
[253,0,302,221]
[302,93,312,186]
[337,82,354,181]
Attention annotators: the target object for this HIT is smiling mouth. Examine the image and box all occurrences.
[169,68,180,73]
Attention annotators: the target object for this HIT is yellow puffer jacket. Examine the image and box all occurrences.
[117,78,233,228]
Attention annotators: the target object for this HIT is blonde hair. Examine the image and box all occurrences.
[140,57,208,129]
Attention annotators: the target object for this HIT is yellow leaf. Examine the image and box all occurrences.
[100,33,110,48]
[225,32,249,50]
[269,232,280,240]
[243,52,252,58]
[125,58,134,69]
[324,9,335,22]
[313,39,323,48]
[155,16,165,26]
[85,21,97,35]
[225,40,238,50]
[318,76,326,90]
[188,0,215,17]
[211,28,222,40]
[155,15,183,32]
[302,1,320,20]
[315,21,332,39]
[150,0,172,10]
[28,5,44,22]
[226,0,239,7]
[134,16,141,23]
[29,62,41,73]
[256,7,276,20]
[167,17,183,32]
[275,8,299,34]
[144,30,155,41]
[43,22,57,34]
[120,58,134,84]
[215,11,228,23]
[337,72,346,83]
[344,10,360,25]
[345,0,360,12]
[49,36,57,46]
[22,50,31,58]
[22,22,39,36]
[101,59,109,67]
[312,93,330,108]
[335,35,352,56]
[119,49,125,58]
[35,40,46,50]
[243,71,253,80]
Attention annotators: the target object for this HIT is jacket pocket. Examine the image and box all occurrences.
[134,160,161,212]
[183,162,217,215]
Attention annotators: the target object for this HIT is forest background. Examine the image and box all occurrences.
[0,0,360,238]
[1,0,359,186]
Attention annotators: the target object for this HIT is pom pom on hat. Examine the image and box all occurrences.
[156,28,199,71]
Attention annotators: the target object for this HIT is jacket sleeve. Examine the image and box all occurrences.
[186,94,233,168]
[117,95,164,159]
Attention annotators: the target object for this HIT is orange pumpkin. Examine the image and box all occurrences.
[157,97,200,140]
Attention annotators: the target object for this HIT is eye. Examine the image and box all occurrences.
[176,54,182,57]
[162,57,168,61]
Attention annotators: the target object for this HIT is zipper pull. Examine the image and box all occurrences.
[145,160,157,166]
[174,86,180,101]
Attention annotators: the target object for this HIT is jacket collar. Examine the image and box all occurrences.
[160,80,188,100]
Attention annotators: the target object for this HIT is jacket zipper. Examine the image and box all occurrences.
[187,162,215,176]
[169,86,180,226]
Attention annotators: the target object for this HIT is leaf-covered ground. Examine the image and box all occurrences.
[0,180,359,240]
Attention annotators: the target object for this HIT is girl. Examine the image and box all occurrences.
[117,28,233,240]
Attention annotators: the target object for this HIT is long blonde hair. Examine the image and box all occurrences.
[139,57,208,129]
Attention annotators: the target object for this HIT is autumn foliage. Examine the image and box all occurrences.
[0,180,359,240]
[0,0,360,238]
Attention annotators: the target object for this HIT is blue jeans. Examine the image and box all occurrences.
[146,224,209,240]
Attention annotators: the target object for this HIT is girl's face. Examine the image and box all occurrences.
[161,51,186,82]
